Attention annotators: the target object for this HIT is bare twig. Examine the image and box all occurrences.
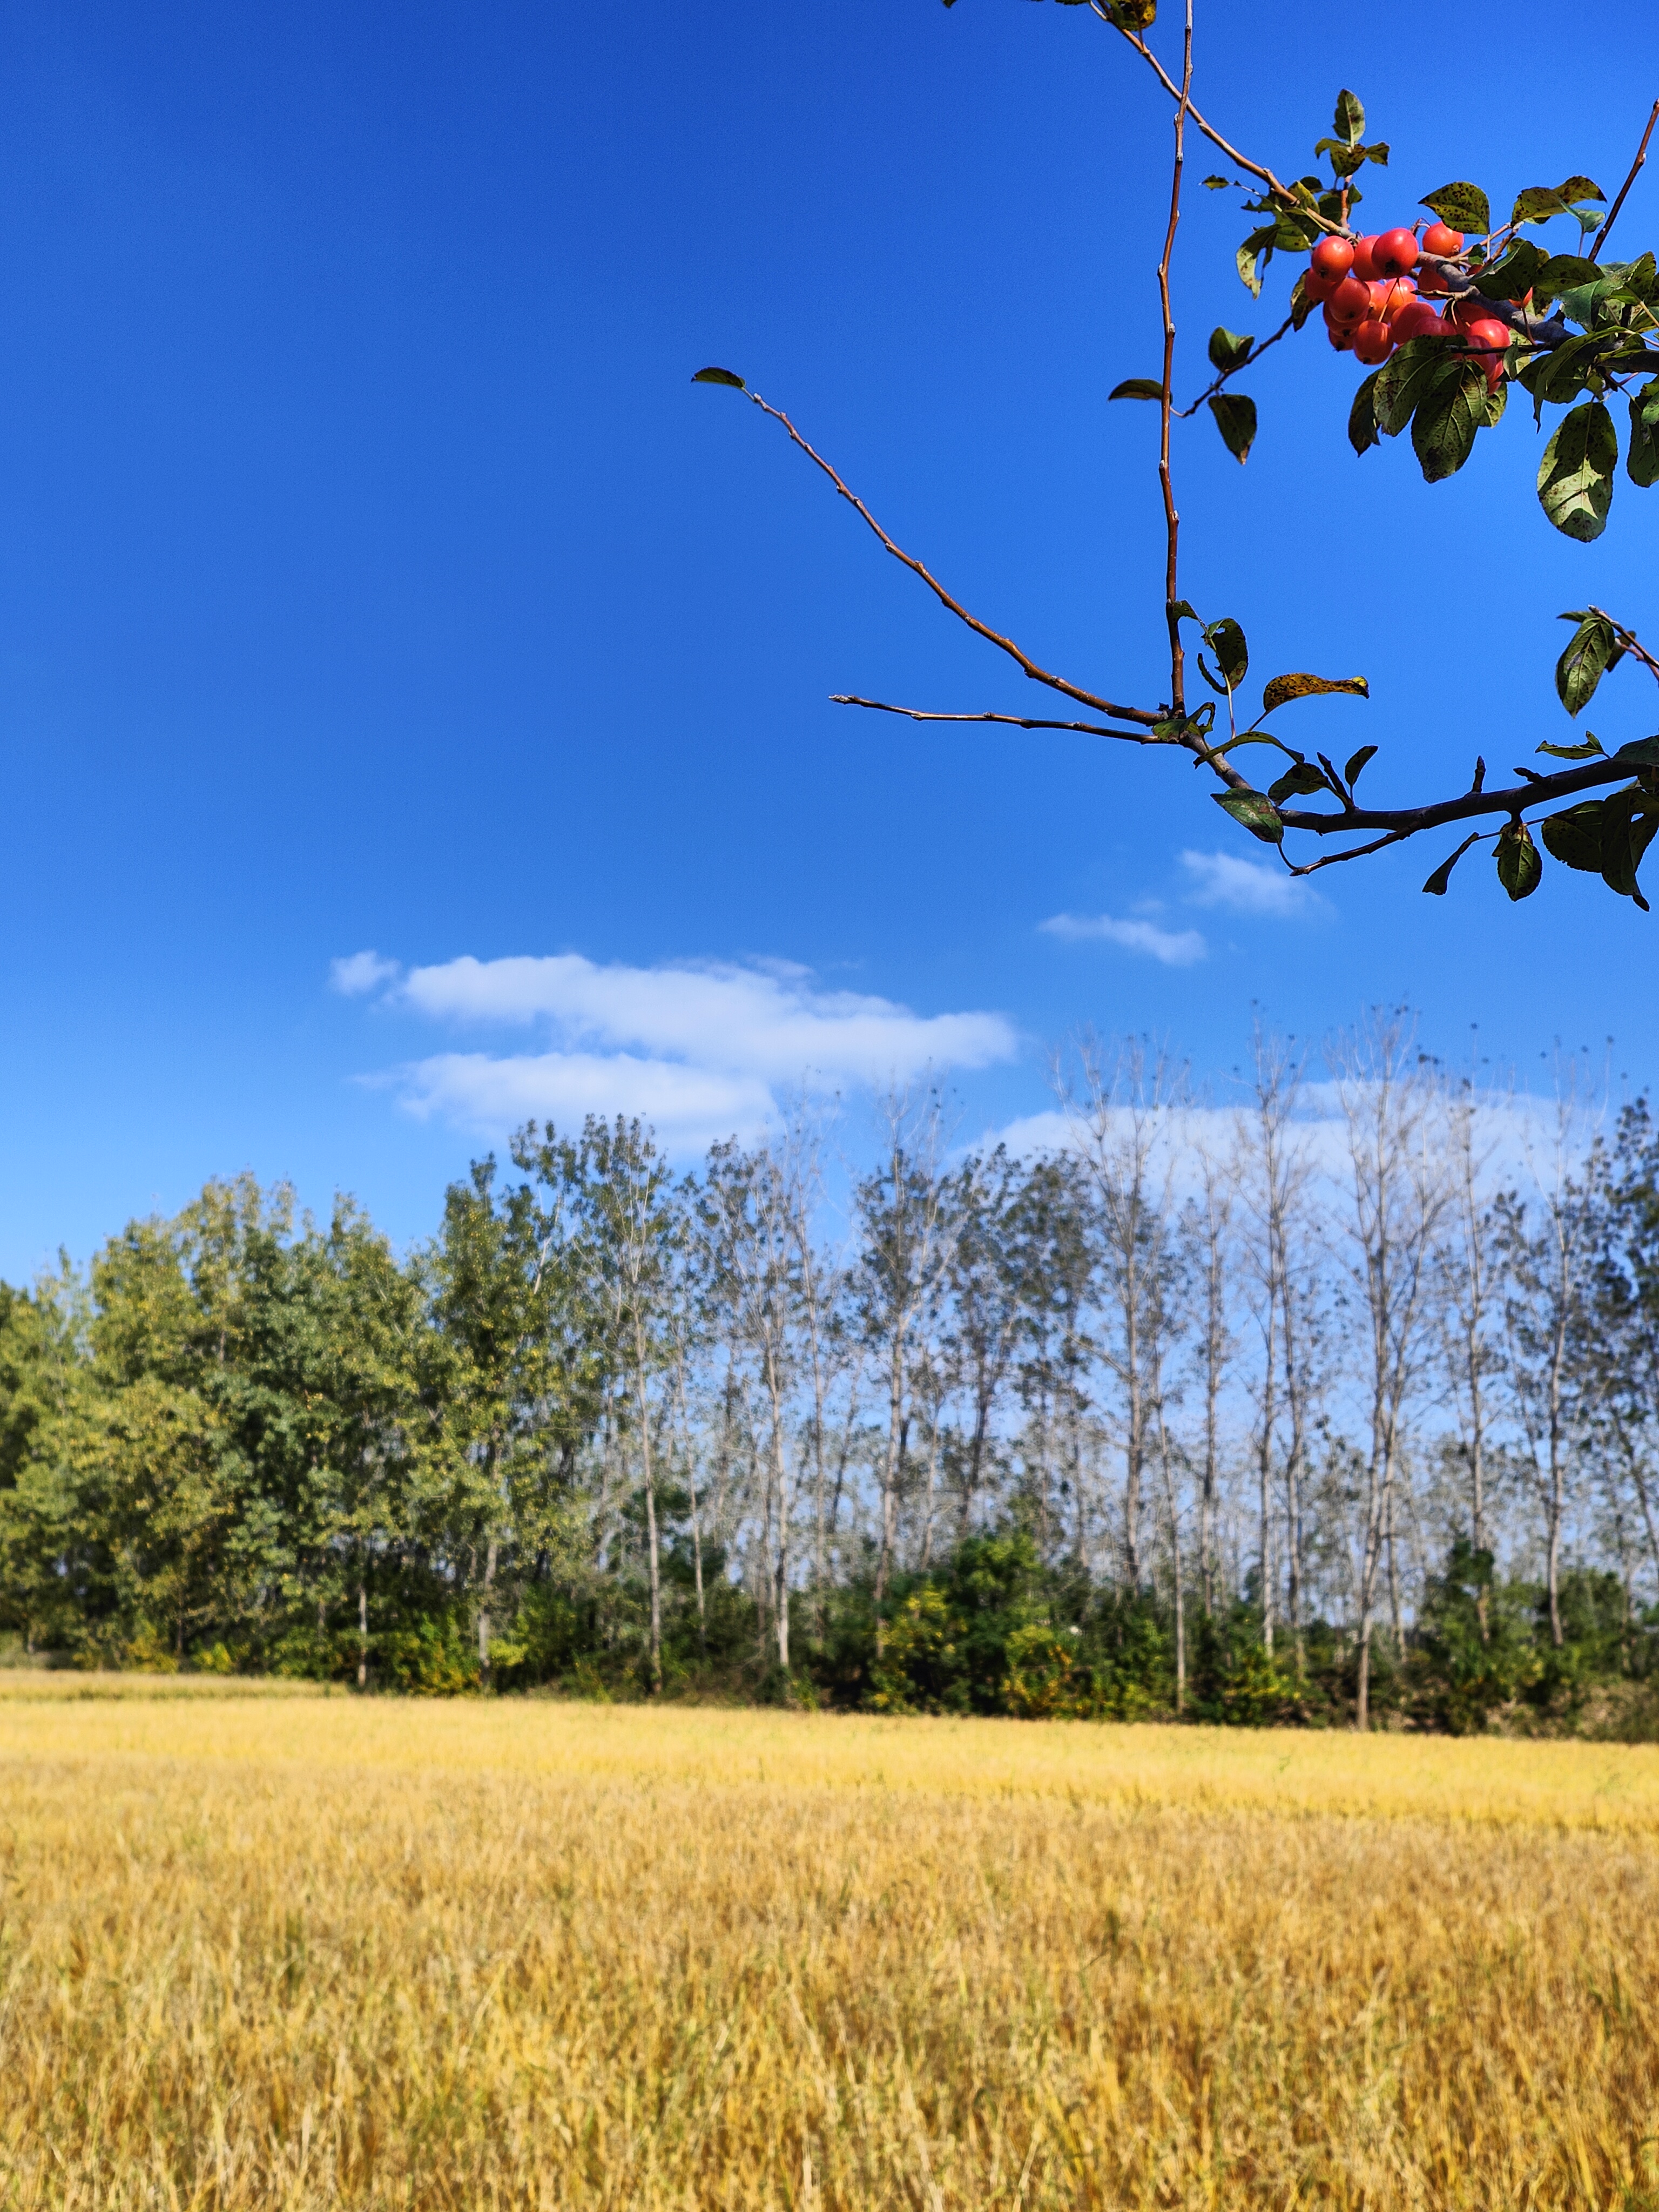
[1177,312,1297,417]
[1282,826,1419,876]
[1592,605,1659,690]
[1089,4,1343,235]
[1592,99,1659,262]
[830,696,1165,743]
[1156,2,1195,713]
[737,388,1161,727]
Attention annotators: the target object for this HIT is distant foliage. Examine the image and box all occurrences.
[6,1065,1659,1737]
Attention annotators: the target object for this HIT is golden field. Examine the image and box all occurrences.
[5,1680,1659,2208]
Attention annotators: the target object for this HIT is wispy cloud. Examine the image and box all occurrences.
[344,950,1019,1152]
[331,949,402,997]
[1178,849,1325,919]
[1040,913,1207,967]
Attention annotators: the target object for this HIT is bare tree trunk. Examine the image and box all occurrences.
[635,1322,663,1695]
[1334,1015,1450,1730]
[358,1572,368,1691]
[1156,1387,1184,1714]
[673,1347,706,1654]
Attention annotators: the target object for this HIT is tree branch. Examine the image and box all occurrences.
[1593,605,1659,691]
[1178,312,1296,417]
[737,388,1162,727]
[1156,3,1195,713]
[1593,99,1659,262]
[1089,3,1343,235]
[1277,748,1655,843]
[830,695,1167,743]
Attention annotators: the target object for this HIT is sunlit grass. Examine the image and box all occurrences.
[4,1683,1658,2207]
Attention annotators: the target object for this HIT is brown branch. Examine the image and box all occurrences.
[830,696,1166,744]
[737,388,1162,727]
[1593,605,1659,690]
[1157,3,1194,714]
[1592,99,1659,262]
[1282,826,1422,876]
[1089,3,1343,236]
[1177,311,1297,417]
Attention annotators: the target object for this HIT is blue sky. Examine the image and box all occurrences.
[1,0,1656,1276]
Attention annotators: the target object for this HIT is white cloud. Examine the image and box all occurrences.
[1040,913,1207,967]
[347,950,1019,1152]
[331,949,402,997]
[1178,848,1325,919]
[396,1051,778,1155]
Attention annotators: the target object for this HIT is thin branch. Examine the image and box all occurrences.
[1593,605,1659,690]
[1090,5,1343,235]
[1156,2,1195,713]
[1592,99,1659,262]
[1178,312,1297,417]
[830,696,1164,744]
[1283,826,1420,876]
[738,388,1161,728]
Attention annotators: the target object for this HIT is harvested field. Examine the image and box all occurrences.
[4,1679,1658,2208]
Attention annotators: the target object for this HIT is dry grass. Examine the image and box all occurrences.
[5,1683,1659,2208]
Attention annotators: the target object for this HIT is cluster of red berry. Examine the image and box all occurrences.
[1302,224,1509,383]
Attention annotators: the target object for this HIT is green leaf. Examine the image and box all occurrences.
[1344,744,1378,787]
[1109,379,1166,400]
[1422,832,1481,896]
[1540,799,1608,873]
[1615,735,1659,767]
[1236,223,1278,296]
[1373,336,1455,438]
[692,366,747,388]
[1411,359,1489,483]
[1554,610,1622,716]
[1422,182,1492,237]
[1510,186,1569,228]
[1267,761,1328,804]
[1349,370,1382,456]
[1485,375,1509,429]
[1507,179,1601,228]
[1204,616,1249,687]
[1334,89,1365,145]
[1202,175,1234,190]
[1260,672,1370,715]
[1316,137,1367,181]
[1537,733,1607,760]
[1629,376,1659,487]
[1208,326,1255,373]
[1537,401,1617,541]
[1600,789,1659,907]
[1518,330,1610,409]
[1213,789,1284,844]
[1496,819,1542,900]
[1474,241,1547,301]
[1168,600,1199,624]
[1207,393,1258,464]
[1535,254,1603,305]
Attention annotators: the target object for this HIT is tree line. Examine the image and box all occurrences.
[4,1016,1659,1734]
